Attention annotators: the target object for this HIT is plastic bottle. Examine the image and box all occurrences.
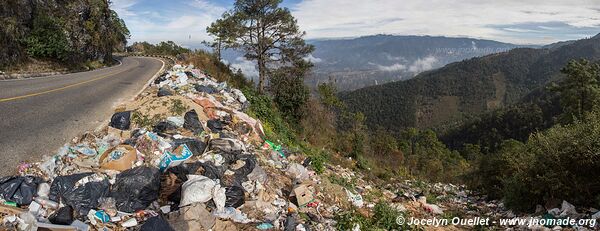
[34,197,59,209]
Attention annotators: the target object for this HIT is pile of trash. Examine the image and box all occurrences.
[0,63,348,231]
[2,62,599,231]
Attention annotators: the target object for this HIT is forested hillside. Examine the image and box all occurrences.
[305,35,525,91]
[341,34,600,135]
[0,0,129,70]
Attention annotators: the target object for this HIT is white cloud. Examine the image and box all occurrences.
[230,57,259,80]
[110,0,138,17]
[375,63,406,72]
[408,56,438,73]
[304,54,322,63]
[291,0,600,44]
[111,0,226,45]
[113,0,600,47]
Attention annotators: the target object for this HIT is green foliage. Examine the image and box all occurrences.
[469,140,529,199]
[472,111,600,211]
[269,63,311,123]
[3,0,130,67]
[204,17,236,60]
[306,149,329,174]
[23,15,72,61]
[341,35,600,136]
[334,203,409,231]
[441,96,560,154]
[400,129,468,182]
[109,10,130,51]
[317,82,344,109]
[168,99,189,115]
[371,127,399,157]
[328,175,356,190]
[341,48,549,134]
[208,0,314,92]
[187,50,249,89]
[550,59,600,123]
[128,41,190,56]
[131,111,163,130]
[242,87,297,146]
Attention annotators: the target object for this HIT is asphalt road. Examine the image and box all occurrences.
[0,56,163,175]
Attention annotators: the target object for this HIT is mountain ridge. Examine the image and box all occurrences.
[340,34,600,134]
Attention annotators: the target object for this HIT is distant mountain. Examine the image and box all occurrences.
[340,33,600,134]
[305,35,531,91]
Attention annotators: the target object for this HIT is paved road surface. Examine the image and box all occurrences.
[0,56,163,175]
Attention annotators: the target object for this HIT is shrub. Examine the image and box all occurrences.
[334,203,409,230]
[23,15,72,61]
[478,112,600,211]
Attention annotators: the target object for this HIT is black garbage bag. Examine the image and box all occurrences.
[163,162,224,204]
[154,74,167,84]
[225,186,245,208]
[207,119,224,132]
[109,111,131,130]
[229,155,257,187]
[157,87,173,97]
[209,138,245,154]
[49,173,110,216]
[284,215,296,231]
[140,215,175,231]
[49,206,74,225]
[183,110,203,134]
[166,162,223,182]
[153,121,178,137]
[111,167,160,213]
[0,176,42,206]
[234,155,256,177]
[172,138,206,156]
[194,84,216,94]
[218,151,237,165]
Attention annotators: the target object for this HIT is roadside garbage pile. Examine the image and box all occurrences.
[377,180,600,230]
[1,63,598,231]
[0,64,347,231]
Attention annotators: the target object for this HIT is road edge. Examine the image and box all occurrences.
[95,56,167,132]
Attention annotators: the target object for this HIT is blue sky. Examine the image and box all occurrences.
[111,0,600,46]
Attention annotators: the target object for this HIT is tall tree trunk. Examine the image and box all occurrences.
[257,56,266,93]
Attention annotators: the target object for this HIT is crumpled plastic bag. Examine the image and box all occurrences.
[157,87,173,97]
[172,138,206,156]
[213,207,252,223]
[49,173,110,216]
[207,119,224,132]
[111,167,161,213]
[209,138,246,154]
[345,189,364,208]
[224,186,245,208]
[286,163,310,181]
[109,111,131,130]
[180,175,225,211]
[48,206,74,225]
[183,110,203,134]
[140,215,175,231]
[0,176,42,206]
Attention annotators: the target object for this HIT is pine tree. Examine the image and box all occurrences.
[207,0,313,93]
